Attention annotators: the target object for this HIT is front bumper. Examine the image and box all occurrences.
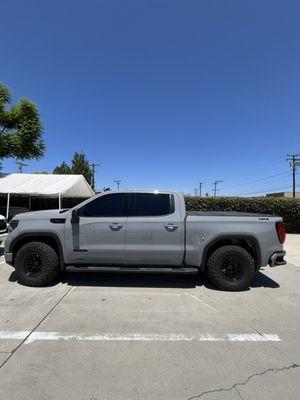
[4,252,13,265]
[269,251,286,267]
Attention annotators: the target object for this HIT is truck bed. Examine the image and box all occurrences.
[187,211,273,217]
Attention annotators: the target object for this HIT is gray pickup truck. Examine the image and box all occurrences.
[4,190,286,291]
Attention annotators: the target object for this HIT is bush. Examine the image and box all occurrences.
[184,196,300,233]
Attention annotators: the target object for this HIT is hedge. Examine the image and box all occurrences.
[1,194,299,233]
[184,196,300,233]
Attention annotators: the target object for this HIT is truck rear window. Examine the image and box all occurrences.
[129,193,173,216]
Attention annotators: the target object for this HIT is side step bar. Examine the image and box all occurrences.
[66,266,199,274]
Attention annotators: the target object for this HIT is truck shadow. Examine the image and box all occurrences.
[61,271,199,289]
[8,268,280,290]
[250,270,280,289]
[57,270,279,290]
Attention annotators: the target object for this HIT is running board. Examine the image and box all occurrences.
[65,266,199,274]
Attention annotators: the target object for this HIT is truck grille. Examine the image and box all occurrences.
[0,219,7,232]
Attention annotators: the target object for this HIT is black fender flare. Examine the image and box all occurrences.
[200,234,262,271]
[9,232,65,270]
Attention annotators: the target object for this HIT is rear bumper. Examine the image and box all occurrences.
[269,251,286,267]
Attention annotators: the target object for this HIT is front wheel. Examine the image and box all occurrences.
[207,245,255,291]
[14,241,60,287]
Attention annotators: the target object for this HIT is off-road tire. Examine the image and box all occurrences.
[207,245,255,291]
[14,241,60,287]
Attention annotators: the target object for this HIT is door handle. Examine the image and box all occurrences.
[109,223,123,231]
[165,224,178,232]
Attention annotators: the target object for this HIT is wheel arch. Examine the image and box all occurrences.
[9,232,65,270]
[200,234,261,272]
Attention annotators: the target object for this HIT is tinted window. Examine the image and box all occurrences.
[130,193,173,216]
[82,193,126,217]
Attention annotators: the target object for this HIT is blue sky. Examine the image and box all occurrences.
[1,0,299,195]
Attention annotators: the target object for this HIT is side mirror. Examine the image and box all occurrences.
[71,208,80,223]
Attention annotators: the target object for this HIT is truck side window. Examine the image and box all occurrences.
[81,193,126,217]
[130,193,173,216]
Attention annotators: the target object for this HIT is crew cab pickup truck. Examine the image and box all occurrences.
[4,190,286,291]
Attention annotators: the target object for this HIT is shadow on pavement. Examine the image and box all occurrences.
[0,248,4,257]
[8,269,280,290]
[58,270,280,290]
[62,271,201,289]
[250,271,280,288]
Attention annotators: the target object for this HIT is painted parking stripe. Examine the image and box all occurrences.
[0,331,281,343]
[0,331,31,339]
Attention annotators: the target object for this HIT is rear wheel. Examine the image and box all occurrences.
[14,241,60,287]
[207,245,255,291]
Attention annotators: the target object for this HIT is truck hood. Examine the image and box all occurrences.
[14,209,70,220]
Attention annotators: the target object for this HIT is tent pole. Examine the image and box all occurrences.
[58,193,62,210]
[6,193,10,219]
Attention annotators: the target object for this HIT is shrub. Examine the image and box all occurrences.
[184,196,300,233]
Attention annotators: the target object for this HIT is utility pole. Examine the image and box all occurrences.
[89,163,100,191]
[194,188,198,196]
[287,154,300,198]
[16,160,28,173]
[213,180,223,197]
[198,182,203,197]
[114,180,122,190]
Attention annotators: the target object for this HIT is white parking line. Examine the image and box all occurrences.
[0,331,281,343]
[0,331,31,339]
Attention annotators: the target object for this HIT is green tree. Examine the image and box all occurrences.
[0,83,45,162]
[71,151,92,184]
[53,152,92,185]
[53,161,72,175]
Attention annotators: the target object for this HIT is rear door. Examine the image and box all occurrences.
[125,192,184,265]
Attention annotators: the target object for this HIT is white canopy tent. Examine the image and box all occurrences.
[0,173,95,218]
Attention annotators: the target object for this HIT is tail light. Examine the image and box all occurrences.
[276,222,286,244]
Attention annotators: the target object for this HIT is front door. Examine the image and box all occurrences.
[125,192,184,265]
[66,192,128,264]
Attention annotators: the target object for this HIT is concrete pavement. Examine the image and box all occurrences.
[0,235,299,399]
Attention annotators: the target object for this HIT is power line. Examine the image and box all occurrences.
[287,154,300,198]
[226,173,291,194]
[222,171,290,190]
[227,184,292,196]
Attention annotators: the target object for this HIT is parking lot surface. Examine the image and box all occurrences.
[0,235,299,400]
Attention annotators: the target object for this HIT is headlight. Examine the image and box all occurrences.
[8,220,19,232]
